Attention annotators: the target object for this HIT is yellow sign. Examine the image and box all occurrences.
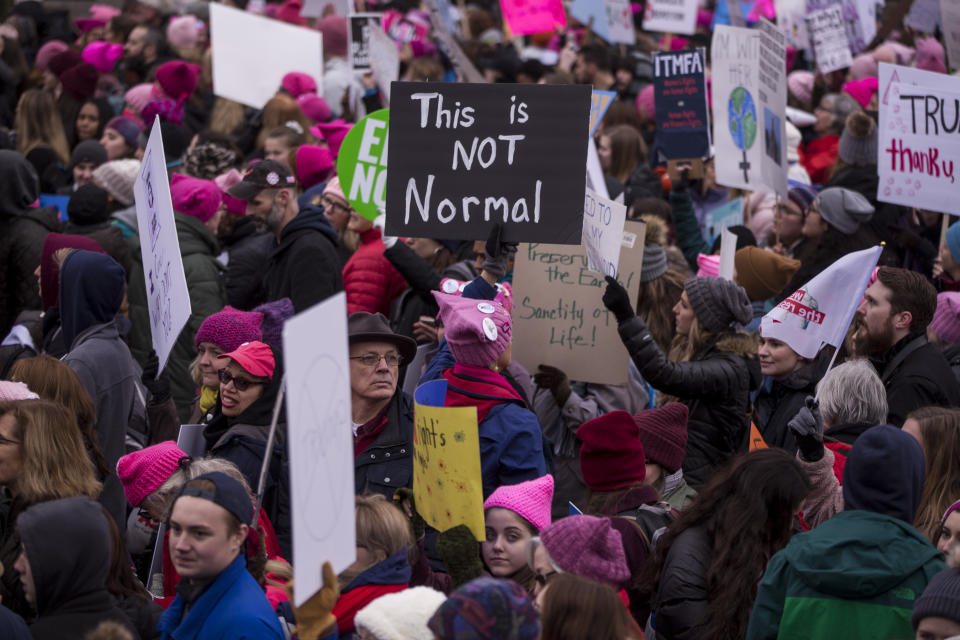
[413,379,485,541]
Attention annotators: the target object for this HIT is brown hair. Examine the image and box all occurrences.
[0,400,101,503]
[876,266,937,334]
[9,355,110,479]
[405,57,444,82]
[16,88,70,164]
[908,407,960,542]
[540,573,642,640]
[599,100,642,136]
[356,494,413,561]
[101,504,151,602]
[602,124,647,184]
[209,97,246,138]
[256,94,315,149]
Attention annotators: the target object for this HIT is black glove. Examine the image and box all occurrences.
[788,396,824,462]
[672,167,690,193]
[141,349,171,404]
[602,276,635,323]
[437,524,484,588]
[533,365,572,408]
[392,487,425,540]
[482,223,519,279]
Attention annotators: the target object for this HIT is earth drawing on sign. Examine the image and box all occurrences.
[728,86,757,151]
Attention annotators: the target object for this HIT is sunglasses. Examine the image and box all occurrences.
[534,570,557,587]
[218,368,264,392]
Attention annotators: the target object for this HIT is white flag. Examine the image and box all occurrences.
[760,246,882,358]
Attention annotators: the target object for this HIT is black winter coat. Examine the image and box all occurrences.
[617,316,760,488]
[871,334,960,427]
[355,391,414,500]
[754,362,820,453]
[224,217,273,311]
[0,206,59,337]
[654,525,712,640]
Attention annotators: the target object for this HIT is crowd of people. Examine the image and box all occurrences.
[0,0,958,638]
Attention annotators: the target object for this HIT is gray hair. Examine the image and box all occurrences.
[816,359,887,427]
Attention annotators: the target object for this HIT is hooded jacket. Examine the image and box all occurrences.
[61,250,143,533]
[263,203,342,312]
[18,497,137,640]
[0,198,59,337]
[223,216,273,311]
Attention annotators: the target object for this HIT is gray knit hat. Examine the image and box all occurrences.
[837,110,877,166]
[684,276,752,332]
[92,159,140,207]
[640,244,668,282]
[912,568,960,629]
[816,187,874,235]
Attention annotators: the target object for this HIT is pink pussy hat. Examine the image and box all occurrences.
[484,474,554,532]
[433,291,511,368]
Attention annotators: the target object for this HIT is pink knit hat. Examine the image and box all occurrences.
[915,36,947,74]
[124,83,154,115]
[438,278,514,314]
[842,78,878,109]
[116,441,188,507]
[317,15,348,57]
[310,119,353,157]
[484,474,554,532]
[297,145,334,189]
[35,41,69,72]
[849,53,878,80]
[539,515,630,587]
[0,381,39,402]
[82,41,123,73]
[281,72,317,99]
[322,174,345,200]
[194,306,263,351]
[75,4,120,33]
[696,253,720,278]
[930,292,960,344]
[170,174,222,223]
[298,94,332,124]
[167,14,202,50]
[787,70,814,105]
[635,84,655,123]
[433,292,511,367]
[214,169,247,216]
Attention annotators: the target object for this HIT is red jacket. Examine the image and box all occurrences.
[801,135,839,186]
[342,228,408,316]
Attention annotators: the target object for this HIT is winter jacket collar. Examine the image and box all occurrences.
[825,422,873,446]
[442,362,525,422]
[158,554,249,639]
[276,203,338,249]
[873,332,927,383]
[344,550,412,592]
[175,211,221,257]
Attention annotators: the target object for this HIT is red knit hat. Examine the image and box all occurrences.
[60,63,99,101]
[154,60,201,100]
[578,411,646,491]
[633,402,689,474]
[116,441,188,507]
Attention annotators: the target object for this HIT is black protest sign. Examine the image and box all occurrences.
[349,13,381,71]
[653,48,711,159]
[385,82,591,244]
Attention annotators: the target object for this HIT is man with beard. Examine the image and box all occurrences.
[854,267,960,426]
[228,160,342,312]
[120,25,168,85]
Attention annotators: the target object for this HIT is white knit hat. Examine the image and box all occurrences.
[92,159,140,207]
[354,587,446,640]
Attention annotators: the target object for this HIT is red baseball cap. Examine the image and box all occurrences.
[217,341,275,379]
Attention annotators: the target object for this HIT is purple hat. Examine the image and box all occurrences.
[253,298,295,353]
[171,174,222,223]
[942,499,960,526]
[539,515,630,587]
[930,292,960,344]
[105,117,142,149]
[35,41,69,72]
[194,306,263,352]
[483,474,554,532]
[427,577,540,640]
[432,292,511,368]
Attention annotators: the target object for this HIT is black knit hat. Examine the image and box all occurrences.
[684,276,753,332]
[912,569,960,629]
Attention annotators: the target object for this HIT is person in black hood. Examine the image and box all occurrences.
[63,183,132,276]
[228,159,342,312]
[13,496,139,640]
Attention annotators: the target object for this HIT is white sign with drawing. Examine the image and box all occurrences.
[133,117,191,375]
[582,187,627,277]
[282,292,355,606]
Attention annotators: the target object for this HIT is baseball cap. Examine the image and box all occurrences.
[176,471,253,525]
[217,340,276,379]
[227,160,297,201]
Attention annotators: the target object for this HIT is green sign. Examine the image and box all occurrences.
[336,108,388,221]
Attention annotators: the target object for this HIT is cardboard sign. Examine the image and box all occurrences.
[511,220,646,386]
[642,0,698,35]
[283,292,356,605]
[589,90,617,136]
[349,13,382,72]
[569,0,636,45]
[878,66,960,215]
[337,109,389,221]
[653,49,711,160]
[385,82,591,244]
[368,20,399,102]
[133,117,191,374]
[413,379,485,540]
[758,19,788,199]
[942,0,960,71]
[582,187,627,277]
[499,0,566,36]
[210,4,323,109]
[806,5,852,74]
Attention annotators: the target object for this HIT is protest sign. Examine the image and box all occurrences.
[413,380,485,540]
[133,117,190,374]
[512,220,645,385]
[653,49,710,160]
[386,82,591,243]
[499,0,566,36]
[942,0,960,71]
[586,138,610,200]
[349,13,382,72]
[282,292,355,605]
[775,0,810,50]
[703,197,744,245]
[758,19,788,199]
[582,187,627,277]
[589,90,617,137]
[423,0,485,83]
[905,0,940,33]
[877,65,960,215]
[210,4,323,109]
[176,424,206,458]
[806,0,872,55]
[338,109,389,221]
[642,0,698,35]
[718,228,737,281]
[807,6,853,73]
[368,20,399,102]
[569,0,636,45]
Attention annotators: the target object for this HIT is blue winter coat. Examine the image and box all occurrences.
[158,555,283,640]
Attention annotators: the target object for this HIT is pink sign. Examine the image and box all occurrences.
[500,0,565,36]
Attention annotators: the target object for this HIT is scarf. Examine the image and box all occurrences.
[442,363,524,423]
[198,386,218,416]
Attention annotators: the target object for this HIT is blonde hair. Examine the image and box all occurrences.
[256,94,315,150]
[909,407,960,542]
[356,494,413,561]
[0,400,101,503]
[16,88,70,163]
[667,314,720,364]
[209,98,246,138]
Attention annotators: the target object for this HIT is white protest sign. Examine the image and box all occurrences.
[569,0,636,45]
[582,187,627,277]
[758,19,788,199]
[642,0,698,35]
[302,0,351,18]
[210,3,324,109]
[878,65,960,215]
[942,0,960,71]
[368,20,398,103]
[349,13,382,72]
[282,292,355,606]
[718,228,737,281]
[807,6,853,74]
[776,0,810,50]
[586,137,610,201]
[133,117,190,374]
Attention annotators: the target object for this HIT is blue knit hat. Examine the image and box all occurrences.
[946,221,960,264]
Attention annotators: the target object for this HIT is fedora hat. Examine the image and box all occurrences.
[348,312,417,363]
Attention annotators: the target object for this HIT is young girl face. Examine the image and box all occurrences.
[938,511,960,556]
[482,507,534,578]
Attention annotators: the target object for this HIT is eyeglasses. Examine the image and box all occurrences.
[534,571,557,587]
[218,368,264,392]
[349,353,403,368]
[321,196,351,215]
[0,433,20,446]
